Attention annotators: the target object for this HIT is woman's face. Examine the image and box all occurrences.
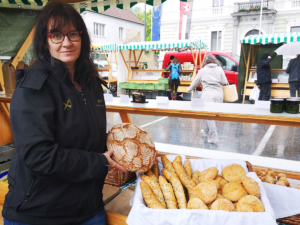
[47,22,81,68]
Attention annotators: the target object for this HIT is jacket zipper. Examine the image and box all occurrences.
[25,175,35,201]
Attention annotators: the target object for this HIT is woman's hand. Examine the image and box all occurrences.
[103,148,127,172]
[268,56,272,59]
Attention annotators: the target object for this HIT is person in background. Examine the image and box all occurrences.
[257,54,272,100]
[166,57,182,100]
[286,54,300,97]
[187,54,227,144]
[163,55,174,78]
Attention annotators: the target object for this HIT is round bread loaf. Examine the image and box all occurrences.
[187,198,208,210]
[207,194,228,209]
[215,175,228,189]
[107,123,156,173]
[294,184,300,189]
[206,179,220,190]
[222,164,246,183]
[210,199,236,212]
[195,181,217,204]
[237,195,265,212]
[199,167,219,183]
[222,182,247,202]
[241,176,260,198]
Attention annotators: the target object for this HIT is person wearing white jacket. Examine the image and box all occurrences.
[187,54,228,144]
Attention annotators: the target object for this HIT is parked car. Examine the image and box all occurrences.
[93,60,118,79]
[162,51,240,86]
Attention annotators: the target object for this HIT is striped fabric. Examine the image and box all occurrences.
[241,32,300,45]
[91,42,119,52]
[119,39,207,51]
[0,0,194,13]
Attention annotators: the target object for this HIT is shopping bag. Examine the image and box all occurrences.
[249,85,260,101]
[222,83,238,102]
[2,62,16,97]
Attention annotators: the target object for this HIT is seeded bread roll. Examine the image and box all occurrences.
[211,199,236,212]
[141,175,166,207]
[199,167,219,183]
[192,171,201,185]
[222,182,247,202]
[294,184,300,189]
[159,175,177,209]
[222,164,246,183]
[140,182,166,209]
[187,198,208,210]
[214,175,228,190]
[145,169,159,183]
[161,156,176,174]
[241,176,260,198]
[195,181,217,204]
[151,161,159,179]
[237,195,265,212]
[183,160,192,178]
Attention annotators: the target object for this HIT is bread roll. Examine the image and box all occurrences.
[222,182,247,202]
[206,179,220,190]
[174,156,182,165]
[277,173,286,180]
[195,181,217,204]
[151,161,159,179]
[210,199,235,212]
[140,182,166,209]
[170,173,187,209]
[207,194,228,209]
[183,160,192,178]
[267,171,276,179]
[258,176,265,182]
[233,202,238,209]
[141,175,166,207]
[276,180,288,186]
[265,175,276,184]
[294,184,300,189]
[254,169,264,176]
[145,169,159,183]
[214,175,228,189]
[192,171,201,185]
[241,176,260,198]
[278,177,290,187]
[222,164,246,183]
[187,198,208,210]
[161,156,176,173]
[162,169,173,181]
[199,167,219,183]
[237,195,265,212]
[159,176,177,209]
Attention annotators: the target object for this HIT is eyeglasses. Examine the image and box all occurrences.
[46,31,82,44]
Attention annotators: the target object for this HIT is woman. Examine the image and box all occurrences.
[166,57,182,100]
[3,2,125,225]
[257,54,272,101]
[187,54,227,144]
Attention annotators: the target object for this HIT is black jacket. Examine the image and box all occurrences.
[286,56,300,82]
[3,60,109,225]
[257,54,272,84]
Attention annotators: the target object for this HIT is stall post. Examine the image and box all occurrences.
[114,52,118,69]
[120,50,128,70]
[128,50,132,79]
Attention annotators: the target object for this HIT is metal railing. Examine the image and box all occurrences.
[238,1,269,11]
[212,7,223,14]
[291,0,300,7]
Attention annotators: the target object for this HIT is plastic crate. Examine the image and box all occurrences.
[127,83,136,89]
[144,83,155,90]
[155,83,169,90]
[119,82,128,89]
[158,78,169,84]
[133,83,145,90]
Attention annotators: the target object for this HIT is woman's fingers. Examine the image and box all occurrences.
[110,159,127,172]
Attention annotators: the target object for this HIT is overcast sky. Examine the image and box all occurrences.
[132,3,153,12]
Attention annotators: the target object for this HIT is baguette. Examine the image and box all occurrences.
[173,160,197,191]
[170,173,187,209]
[140,182,166,209]
[151,161,160,179]
[183,160,192,178]
[141,175,166,207]
[159,176,177,209]
[192,171,201,185]
[162,168,174,181]
[174,156,182,165]
[145,169,159,183]
[161,156,176,173]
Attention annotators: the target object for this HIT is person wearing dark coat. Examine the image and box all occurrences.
[257,54,272,101]
[166,57,182,100]
[286,55,300,97]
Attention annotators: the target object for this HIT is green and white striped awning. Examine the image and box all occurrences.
[119,39,207,51]
[241,32,300,45]
[90,43,119,52]
[0,0,47,10]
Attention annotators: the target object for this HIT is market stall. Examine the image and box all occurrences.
[238,32,300,103]
[117,39,207,94]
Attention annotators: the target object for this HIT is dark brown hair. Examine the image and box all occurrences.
[173,57,180,64]
[202,54,220,67]
[33,1,98,81]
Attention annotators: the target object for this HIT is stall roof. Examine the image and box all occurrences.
[119,39,207,51]
[241,32,300,45]
[91,43,119,52]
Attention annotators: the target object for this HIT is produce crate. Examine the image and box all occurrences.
[144,83,155,90]
[133,83,145,90]
[119,82,128,89]
[158,78,169,84]
[155,83,169,90]
[127,82,136,89]
[105,167,136,187]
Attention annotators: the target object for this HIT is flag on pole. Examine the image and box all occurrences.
[152,4,163,41]
[179,2,192,40]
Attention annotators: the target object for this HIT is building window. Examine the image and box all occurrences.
[119,27,124,40]
[213,0,224,7]
[245,29,260,37]
[94,23,105,37]
[211,31,222,51]
[291,26,300,32]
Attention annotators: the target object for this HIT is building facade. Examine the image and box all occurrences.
[160,0,300,55]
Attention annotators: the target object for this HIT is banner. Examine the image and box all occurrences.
[152,4,163,41]
[179,2,192,40]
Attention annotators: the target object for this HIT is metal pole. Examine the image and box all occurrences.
[216,0,221,51]
[145,3,147,41]
[259,0,263,34]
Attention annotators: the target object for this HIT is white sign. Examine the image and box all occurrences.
[104,94,114,101]
[156,96,169,104]
[255,100,270,109]
[120,94,130,102]
[191,98,205,106]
